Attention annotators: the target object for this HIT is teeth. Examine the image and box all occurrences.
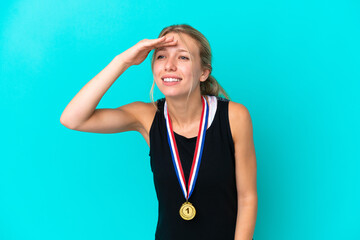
[163,78,181,82]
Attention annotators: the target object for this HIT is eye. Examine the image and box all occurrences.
[156,55,164,59]
[180,56,189,60]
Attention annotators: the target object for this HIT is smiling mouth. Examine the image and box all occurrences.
[162,77,182,82]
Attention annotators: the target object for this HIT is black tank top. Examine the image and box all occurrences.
[149,96,238,240]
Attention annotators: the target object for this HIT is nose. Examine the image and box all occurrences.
[164,56,177,71]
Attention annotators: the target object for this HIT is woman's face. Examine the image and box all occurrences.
[152,32,209,98]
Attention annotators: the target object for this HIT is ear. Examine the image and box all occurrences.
[200,65,212,82]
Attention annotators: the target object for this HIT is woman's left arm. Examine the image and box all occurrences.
[228,102,258,240]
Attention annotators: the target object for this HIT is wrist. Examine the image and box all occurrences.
[114,54,132,69]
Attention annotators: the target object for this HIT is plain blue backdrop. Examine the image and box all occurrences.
[1,0,359,239]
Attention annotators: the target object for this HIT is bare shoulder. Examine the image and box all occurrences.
[228,101,253,142]
[228,101,251,120]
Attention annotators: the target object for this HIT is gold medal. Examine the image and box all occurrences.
[165,96,209,221]
[179,201,196,220]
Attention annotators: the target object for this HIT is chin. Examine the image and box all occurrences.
[161,91,189,99]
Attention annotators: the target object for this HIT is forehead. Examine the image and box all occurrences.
[156,32,199,55]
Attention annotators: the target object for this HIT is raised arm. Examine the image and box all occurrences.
[60,35,177,134]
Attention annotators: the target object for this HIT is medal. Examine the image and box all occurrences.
[179,201,196,220]
[164,96,209,221]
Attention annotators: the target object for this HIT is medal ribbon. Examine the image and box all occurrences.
[164,96,209,200]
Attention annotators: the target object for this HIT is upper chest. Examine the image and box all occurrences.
[166,96,218,139]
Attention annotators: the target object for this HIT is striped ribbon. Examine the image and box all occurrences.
[164,96,209,200]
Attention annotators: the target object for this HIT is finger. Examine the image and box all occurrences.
[158,36,166,41]
[155,37,174,45]
[152,43,177,52]
[166,36,177,42]
[158,38,177,45]
[147,39,177,50]
[149,36,166,45]
[143,36,177,51]
[156,39,178,47]
[142,37,165,49]
[147,36,171,46]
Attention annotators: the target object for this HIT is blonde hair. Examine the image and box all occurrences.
[149,24,231,110]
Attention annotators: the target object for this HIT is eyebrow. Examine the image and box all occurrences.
[156,47,189,53]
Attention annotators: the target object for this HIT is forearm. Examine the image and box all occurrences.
[234,197,258,240]
[60,54,131,128]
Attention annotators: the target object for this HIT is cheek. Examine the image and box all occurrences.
[152,64,161,77]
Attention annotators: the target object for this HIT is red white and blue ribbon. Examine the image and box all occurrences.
[164,96,209,200]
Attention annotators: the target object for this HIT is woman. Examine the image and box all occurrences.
[60,24,257,240]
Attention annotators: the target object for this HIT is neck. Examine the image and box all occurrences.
[166,92,206,130]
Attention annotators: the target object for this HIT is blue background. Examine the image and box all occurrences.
[1,0,359,239]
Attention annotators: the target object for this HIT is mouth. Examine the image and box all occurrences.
[161,77,182,82]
